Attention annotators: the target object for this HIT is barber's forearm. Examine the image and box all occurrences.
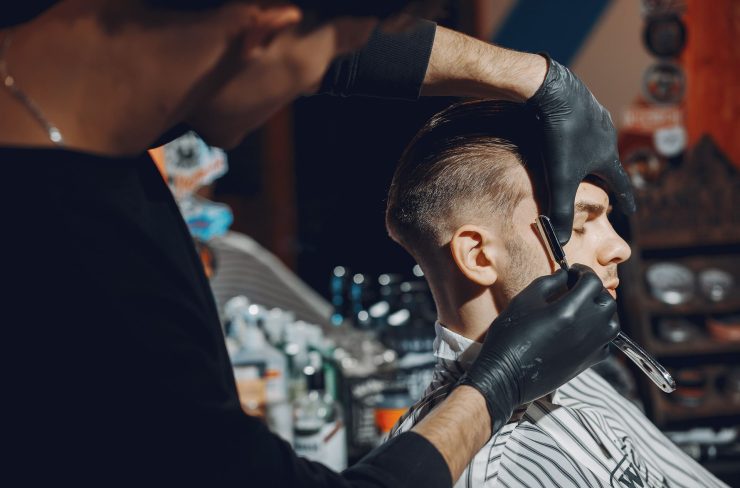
[412,385,492,483]
[421,26,547,102]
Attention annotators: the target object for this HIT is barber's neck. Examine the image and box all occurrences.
[0,2,242,156]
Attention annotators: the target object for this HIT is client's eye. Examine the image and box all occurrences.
[573,228,586,235]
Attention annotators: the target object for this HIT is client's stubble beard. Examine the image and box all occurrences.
[499,233,545,306]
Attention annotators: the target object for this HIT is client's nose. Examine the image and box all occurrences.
[598,228,631,266]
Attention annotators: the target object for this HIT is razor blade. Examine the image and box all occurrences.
[534,215,675,393]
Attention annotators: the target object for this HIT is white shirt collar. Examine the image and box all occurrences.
[434,321,564,404]
[433,321,482,370]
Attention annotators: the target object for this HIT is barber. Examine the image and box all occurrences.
[2,1,632,486]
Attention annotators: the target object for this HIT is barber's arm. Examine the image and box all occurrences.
[145,265,614,488]
[321,21,635,244]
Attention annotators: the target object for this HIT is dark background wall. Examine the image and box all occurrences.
[215,7,466,298]
[291,95,457,296]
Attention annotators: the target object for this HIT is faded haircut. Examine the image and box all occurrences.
[385,100,543,260]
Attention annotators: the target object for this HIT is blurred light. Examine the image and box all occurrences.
[412,264,424,277]
[248,304,260,316]
[333,266,346,277]
[378,274,391,286]
[382,350,397,363]
[388,309,410,326]
[369,301,390,318]
[224,295,249,318]
[341,357,357,369]
[400,282,412,293]
[358,311,369,322]
[353,273,365,285]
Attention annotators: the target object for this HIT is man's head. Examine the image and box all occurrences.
[20,0,440,151]
[386,100,630,330]
[158,0,443,148]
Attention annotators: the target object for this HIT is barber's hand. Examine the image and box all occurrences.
[457,264,618,436]
[526,55,635,245]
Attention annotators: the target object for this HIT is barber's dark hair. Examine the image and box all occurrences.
[2,1,57,27]
[386,99,544,258]
[4,1,444,28]
[146,0,444,22]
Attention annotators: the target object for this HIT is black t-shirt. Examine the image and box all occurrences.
[2,17,449,485]
[2,147,450,486]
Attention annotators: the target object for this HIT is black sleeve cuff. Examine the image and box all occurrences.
[344,432,452,488]
[319,19,437,100]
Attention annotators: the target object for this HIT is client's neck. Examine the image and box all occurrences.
[431,278,502,343]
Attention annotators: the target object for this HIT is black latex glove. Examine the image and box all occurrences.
[526,54,636,245]
[457,264,618,436]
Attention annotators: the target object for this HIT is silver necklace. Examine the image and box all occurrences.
[0,31,64,146]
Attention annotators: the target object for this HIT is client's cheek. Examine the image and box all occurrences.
[562,240,579,268]
[528,239,555,274]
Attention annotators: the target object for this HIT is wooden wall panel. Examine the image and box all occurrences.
[684,0,740,168]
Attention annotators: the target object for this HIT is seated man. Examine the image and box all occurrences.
[385,100,727,488]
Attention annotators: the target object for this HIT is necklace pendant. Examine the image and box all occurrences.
[1,31,65,147]
[49,127,63,144]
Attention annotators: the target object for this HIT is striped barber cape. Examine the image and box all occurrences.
[389,323,728,488]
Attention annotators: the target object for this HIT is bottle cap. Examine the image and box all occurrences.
[304,352,325,392]
[224,295,249,319]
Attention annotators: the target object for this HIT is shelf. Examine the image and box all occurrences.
[635,231,740,251]
[618,136,740,431]
[641,295,740,315]
[647,337,740,357]
[640,242,740,260]
[647,364,740,426]
[652,390,740,424]
[635,253,740,315]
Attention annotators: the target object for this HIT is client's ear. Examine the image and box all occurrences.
[235,4,303,59]
[449,225,500,286]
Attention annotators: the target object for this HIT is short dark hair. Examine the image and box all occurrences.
[2,1,444,28]
[146,0,444,23]
[385,100,543,259]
